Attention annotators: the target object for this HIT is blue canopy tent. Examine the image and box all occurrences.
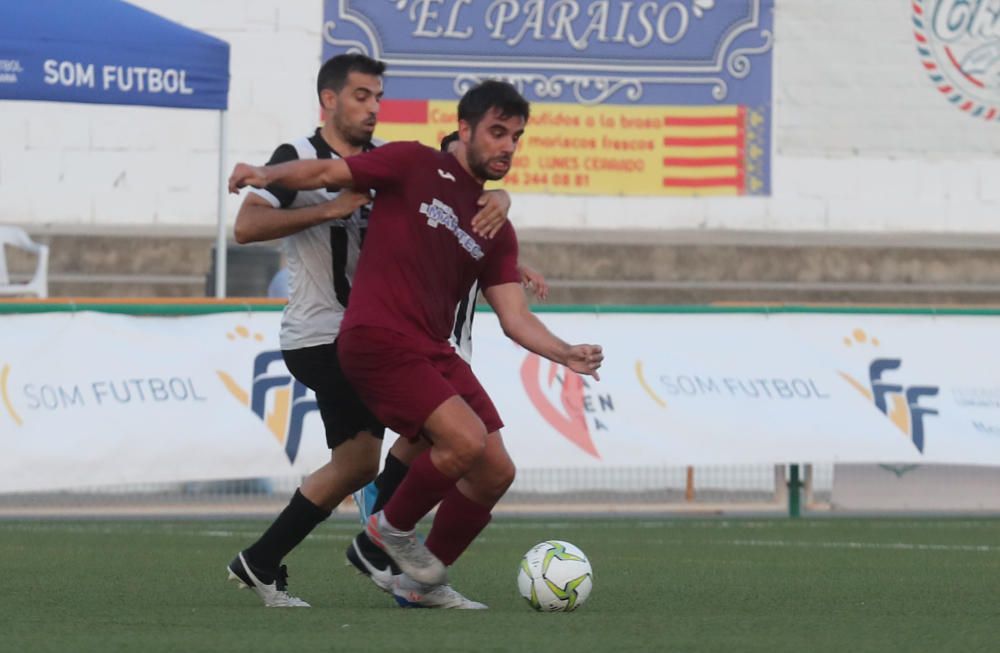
[0,0,232,296]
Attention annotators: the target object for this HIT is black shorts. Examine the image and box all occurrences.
[282,340,385,449]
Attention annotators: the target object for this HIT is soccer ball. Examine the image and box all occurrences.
[517,540,593,612]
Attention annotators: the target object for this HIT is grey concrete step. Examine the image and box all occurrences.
[46,279,206,299]
[6,228,1000,304]
[542,282,1000,306]
[5,233,279,297]
[517,242,1000,285]
[7,234,214,275]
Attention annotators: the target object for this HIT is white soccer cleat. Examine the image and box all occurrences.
[226,551,310,608]
[366,512,447,586]
[391,573,488,610]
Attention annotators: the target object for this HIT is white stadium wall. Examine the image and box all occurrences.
[1,0,999,234]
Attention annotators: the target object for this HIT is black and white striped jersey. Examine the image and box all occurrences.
[250,129,375,350]
[451,281,478,363]
[251,129,476,360]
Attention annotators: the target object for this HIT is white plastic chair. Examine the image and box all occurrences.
[0,226,49,298]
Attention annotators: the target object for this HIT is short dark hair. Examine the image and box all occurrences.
[316,54,386,101]
[457,80,530,131]
[440,131,459,152]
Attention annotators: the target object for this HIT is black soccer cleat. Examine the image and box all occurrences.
[226,551,309,607]
[346,531,400,593]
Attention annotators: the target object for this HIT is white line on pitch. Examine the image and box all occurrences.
[196,529,352,541]
[727,539,1000,553]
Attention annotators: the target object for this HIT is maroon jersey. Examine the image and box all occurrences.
[341,141,520,344]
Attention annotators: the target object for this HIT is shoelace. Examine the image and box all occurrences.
[275,564,290,591]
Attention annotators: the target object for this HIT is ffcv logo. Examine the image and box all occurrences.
[868,359,939,453]
[839,329,940,453]
[218,350,318,463]
[842,357,939,453]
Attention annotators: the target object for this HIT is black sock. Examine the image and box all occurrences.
[244,489,330,570]
[371,452,409,514]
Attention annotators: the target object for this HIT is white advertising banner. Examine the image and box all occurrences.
[2,310,1000,492]
[481,312,1000,470]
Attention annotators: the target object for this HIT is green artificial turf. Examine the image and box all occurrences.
[1,517,998,652]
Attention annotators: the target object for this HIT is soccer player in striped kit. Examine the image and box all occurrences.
[226,55,544,609]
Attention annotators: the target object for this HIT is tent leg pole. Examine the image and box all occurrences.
[214,109,228,299]
[788,464,802,518]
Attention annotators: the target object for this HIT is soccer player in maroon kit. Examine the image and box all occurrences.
[229,81,603,607]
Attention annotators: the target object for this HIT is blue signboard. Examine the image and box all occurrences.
[322,0,773,196]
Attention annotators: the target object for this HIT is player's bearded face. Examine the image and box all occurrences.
[467,110,525,181]
[332,72,383,147]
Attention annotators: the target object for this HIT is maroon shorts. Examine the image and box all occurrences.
[336,326,503,440]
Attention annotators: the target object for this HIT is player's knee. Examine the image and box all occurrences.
[329,452,379,492]
[345,460,379,492]
[454,435,488,471]
[444,430,487,473]
[503,460,516,489]
[490,458,516,499]
[470,458,515,504]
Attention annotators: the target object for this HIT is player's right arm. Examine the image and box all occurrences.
[233,191,371,244]
[232,140,427,199]
[230,158,354,193]
[231,141,428,195]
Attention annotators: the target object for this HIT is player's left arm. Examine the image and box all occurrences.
[480,227,600,379]
[471,189,511,239]
[483,282,603,380]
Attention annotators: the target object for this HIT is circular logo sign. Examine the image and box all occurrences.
[913,0,1000,120]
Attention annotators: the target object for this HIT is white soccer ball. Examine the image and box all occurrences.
[517,540,593,612]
